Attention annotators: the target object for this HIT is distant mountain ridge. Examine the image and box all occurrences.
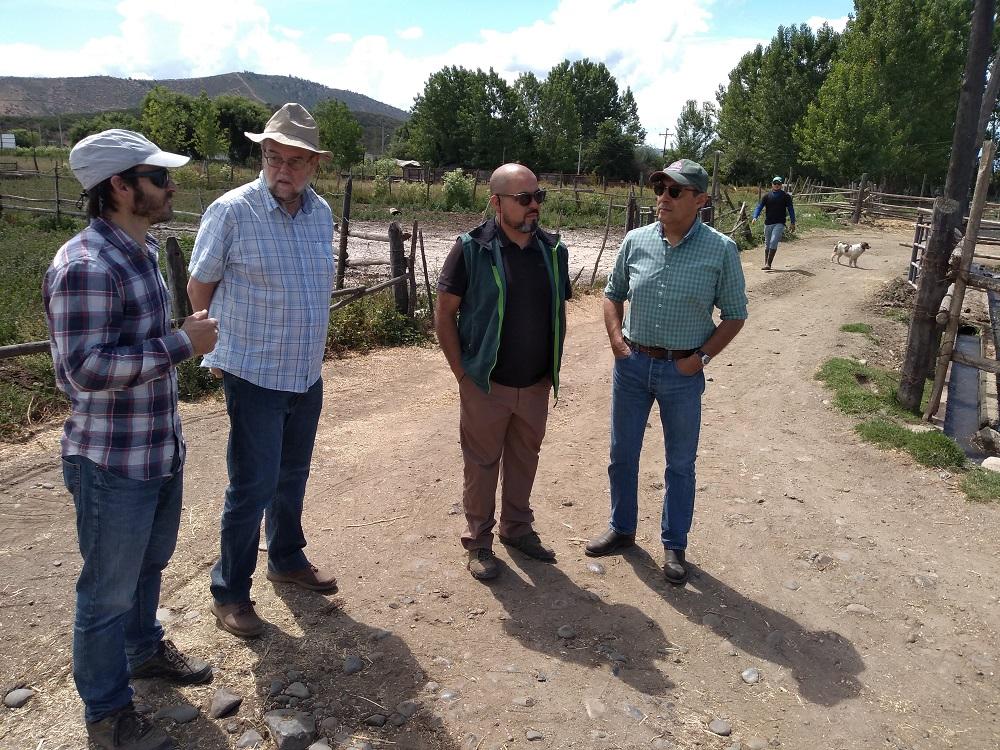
[0,71,409,120]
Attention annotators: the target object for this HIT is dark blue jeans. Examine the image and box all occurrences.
[62,454,182,723]
[607,351,704,549]
[210,374,323,605]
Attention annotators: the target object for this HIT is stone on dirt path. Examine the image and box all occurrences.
[3,688,34,709]
[709,718,732,736]
[264,709,316,750]
[209,687,243,718]
[236,729,265,748]
[153,704,199,723]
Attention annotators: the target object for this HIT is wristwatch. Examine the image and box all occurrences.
[696,349,712,367]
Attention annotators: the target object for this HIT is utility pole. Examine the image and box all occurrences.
[380,120,385,155]
[659,128,670,156]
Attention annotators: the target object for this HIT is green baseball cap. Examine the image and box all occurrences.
[772,176,783,184]
[650,158,709,193]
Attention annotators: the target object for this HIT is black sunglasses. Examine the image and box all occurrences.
[125,167,171,189]
[496,189,546,206]
[652,183,698,199]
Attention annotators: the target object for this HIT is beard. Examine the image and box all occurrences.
[132,182,173,224]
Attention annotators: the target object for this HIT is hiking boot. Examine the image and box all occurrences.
[130,639,213,684]
[212,600,265,638]
[466,548,499,580]
[585,528,635,557]
[499,531,556,561]
[87,703,174,750]
[663,548,689,586]
[266,564,338,592]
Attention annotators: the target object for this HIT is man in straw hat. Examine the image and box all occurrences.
[44,129,218,749]
[188,103,337,638]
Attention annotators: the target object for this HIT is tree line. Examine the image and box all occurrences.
[68,87,366,170]
[388,58,649,181]
[679,0,983,191]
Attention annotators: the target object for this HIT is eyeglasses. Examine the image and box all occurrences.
[263,152,313,170]
[124,167,171,189]
[495,189,546,206]
[652,183,699,199]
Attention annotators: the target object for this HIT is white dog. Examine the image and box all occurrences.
[831,241,870,268]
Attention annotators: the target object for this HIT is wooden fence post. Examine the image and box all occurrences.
[407,221,418,318]
[336,177,352,290]
[165,237,192,319]
[711,151,720,207]
[388,221,409,314]
[53,162,61,223]
[851,173,868,224]
[419,229,435,325]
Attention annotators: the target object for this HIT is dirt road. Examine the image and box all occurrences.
[1,224,998,750]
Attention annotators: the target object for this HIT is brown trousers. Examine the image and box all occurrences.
[458,376,551,549]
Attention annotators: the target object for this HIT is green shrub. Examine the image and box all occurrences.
[441,169,474,210]
[328,290,429,352]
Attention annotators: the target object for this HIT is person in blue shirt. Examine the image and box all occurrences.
[752,176,796,270]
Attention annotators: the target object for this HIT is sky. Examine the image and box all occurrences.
[0,0,854,147]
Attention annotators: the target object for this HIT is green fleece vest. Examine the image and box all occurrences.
[457,232,566,396]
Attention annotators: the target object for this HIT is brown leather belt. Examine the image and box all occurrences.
[624,338,695,360]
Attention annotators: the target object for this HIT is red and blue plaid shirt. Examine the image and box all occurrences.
[43,218,194,480]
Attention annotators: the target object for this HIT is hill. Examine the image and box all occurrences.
[0,71,409,121]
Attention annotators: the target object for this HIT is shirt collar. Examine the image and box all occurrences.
[659,216,703,246]
[91,217,157,256]
[257,173,316,216]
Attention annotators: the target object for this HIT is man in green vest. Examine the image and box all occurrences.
[435,163,572,581]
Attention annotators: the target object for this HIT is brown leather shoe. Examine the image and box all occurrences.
[87,703,175,749]
[266,564,338,592]
[212,600,265,638]
[466,548,499,580]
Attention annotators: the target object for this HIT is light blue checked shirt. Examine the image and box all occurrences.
[189,175,335,393]
[605,218,748,349]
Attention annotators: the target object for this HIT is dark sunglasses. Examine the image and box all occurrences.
[652,183,698,199]
[496,189,546,206]
[125,167,171,189]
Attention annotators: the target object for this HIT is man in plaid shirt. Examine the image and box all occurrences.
[44,130,219,750]
[585,159,748,585]
[188,103,338,639]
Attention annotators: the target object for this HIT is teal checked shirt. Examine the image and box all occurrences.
[605,218,748,349]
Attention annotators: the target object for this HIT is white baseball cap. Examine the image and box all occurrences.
[69,129,190,190]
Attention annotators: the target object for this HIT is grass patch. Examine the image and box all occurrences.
[883,308,910,325]
[840,322,873,335]
[815,357,923,420]
[960,467,1000,502]
[855,418,966,470]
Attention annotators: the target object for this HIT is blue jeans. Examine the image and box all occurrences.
[607,351,704,549]
[210,373,323,605]
[62,454,182,723]
[764,223,785,251]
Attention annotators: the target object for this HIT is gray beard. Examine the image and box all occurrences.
[515,217,538,234]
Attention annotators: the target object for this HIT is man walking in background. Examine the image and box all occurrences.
[45,129,219,749]
[435,163,572,581]
[752,176,796,270]
[188,103,338,639]
[586,159,747,585]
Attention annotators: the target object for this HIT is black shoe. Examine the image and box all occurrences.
[585,528,635,557]
[663,548,688,585]
[130,639,213,685]
[87,703,175,750]
[499,531,556,561]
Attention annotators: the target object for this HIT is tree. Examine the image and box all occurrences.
[546,59,621,141]
[586,119,637,180]
[716,23,840,182]
[140,86,195,154]
[67,112,140,145]
[667,100,718,164]
[796,0,972,188]
[191,93,229,186]
[314,99,364,170]
[214,95,270,163]
[10,128,40,148]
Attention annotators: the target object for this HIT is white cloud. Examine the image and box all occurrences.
[326,32,352,44]
[807,15,850,33]
[397,26,423,40]
[276,26,304,40]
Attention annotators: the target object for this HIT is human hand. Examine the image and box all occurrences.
[210,368,223,379]
[611,337,631,359]
[675,354,703,376]
[182,309,219,356]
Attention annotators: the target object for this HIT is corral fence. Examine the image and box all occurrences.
[0,174,434,361]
